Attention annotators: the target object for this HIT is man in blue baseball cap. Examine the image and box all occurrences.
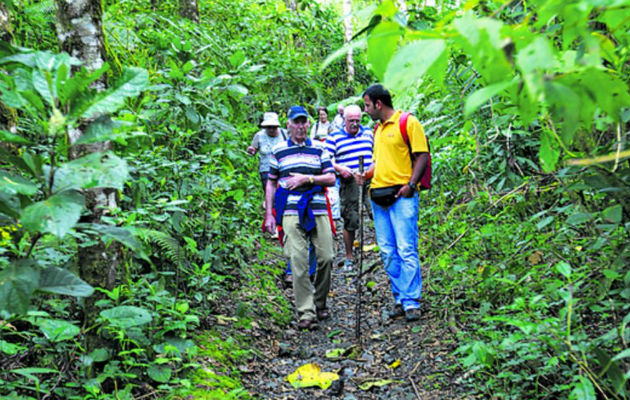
[264,105,336,330]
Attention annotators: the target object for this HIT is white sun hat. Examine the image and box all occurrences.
[260,112,280,127]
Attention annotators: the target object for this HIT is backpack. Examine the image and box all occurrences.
[374,112,432,190]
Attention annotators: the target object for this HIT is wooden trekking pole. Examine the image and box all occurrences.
[355,156,364,346]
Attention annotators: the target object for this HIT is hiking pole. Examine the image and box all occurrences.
[355,156,364,346]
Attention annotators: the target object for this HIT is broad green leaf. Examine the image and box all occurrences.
[611,348,630,362]
[566,212,592,226]
[1,340,26,355]
[76,223,145,256]
[39,267,94,297]
[37,319,80,342]
[453,14,512,84]
[32,69,53,106]
[286,363,339,389]
[555,261,571,278]
[544,82,580,145]
[516,37,558,101]
[53,152,129,193]
[539,129,560,173]
[367,21,403,81]
[0,191,20,219]
[229,50,245,68]
[21,190,85,238]
[0,261,40,315]
[602,204,622,224]
[100,305,152,328]
[320,37,367,72]
[10,367,58,382]
[81,67,149,119]
[0,129,33,145]
[74,115,135,145]
[384,39,446,95]
[0,170,38,196]
[147,364,172,383]
[464,79,517,117]
[569,376,595,400]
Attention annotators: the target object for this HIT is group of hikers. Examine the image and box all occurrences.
[247,84,430,331]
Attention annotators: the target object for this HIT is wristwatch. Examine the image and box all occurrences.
[309,176,314,184]
[407,181,416,190]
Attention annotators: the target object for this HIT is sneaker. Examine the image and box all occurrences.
[405,308,421,322]
[387,304,405,319]
[297,318,318,330]
[342,259,354,272]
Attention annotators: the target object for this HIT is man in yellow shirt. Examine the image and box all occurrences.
[359,84,430,322]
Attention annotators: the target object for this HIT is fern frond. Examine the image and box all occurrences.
[135,228,186,268]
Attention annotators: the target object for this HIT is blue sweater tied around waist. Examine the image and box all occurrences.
[275,185,324,233]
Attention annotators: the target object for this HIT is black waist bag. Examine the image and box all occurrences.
[370,185,402,207]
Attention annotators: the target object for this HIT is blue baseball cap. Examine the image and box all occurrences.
[287,105,309,121]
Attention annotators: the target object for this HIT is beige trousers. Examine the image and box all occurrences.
[282,215,334,321]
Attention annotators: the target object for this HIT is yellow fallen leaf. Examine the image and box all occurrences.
[286,363,339,389]
[358,378,402,390]
[362,243,377,252]
[387,359,401,369]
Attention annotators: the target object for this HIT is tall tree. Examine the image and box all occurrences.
[54,0,118,348]
[343,0,355,86]
[179,0,199,23]
[0,3,16,133]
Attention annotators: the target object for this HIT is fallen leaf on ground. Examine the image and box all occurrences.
[286,363,339,389]
[387,359,401,369]
[357,378,402,390]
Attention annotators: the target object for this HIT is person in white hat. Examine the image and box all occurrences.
[247,112,287,194]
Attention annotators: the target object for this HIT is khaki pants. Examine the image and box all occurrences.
[282,215,334,321]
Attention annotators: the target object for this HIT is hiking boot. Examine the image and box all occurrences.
[297,318,318,330]
[387,304,405,319]
[316,308,330,320]
[405,308,421,322]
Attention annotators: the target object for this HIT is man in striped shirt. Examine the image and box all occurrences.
[325,104,373,271]
[265,106,336,331]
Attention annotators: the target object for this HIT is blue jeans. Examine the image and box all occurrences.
[371,192,422,310]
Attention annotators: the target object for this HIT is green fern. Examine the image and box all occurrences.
[135,228,186,268]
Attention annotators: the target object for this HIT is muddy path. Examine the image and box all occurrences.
[241,222,471,399]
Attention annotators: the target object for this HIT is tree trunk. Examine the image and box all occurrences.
[0,3,17,134]
[285,0,297,12]
[54,0,118,351]
[179,0,199,23]
[343,0,354,88]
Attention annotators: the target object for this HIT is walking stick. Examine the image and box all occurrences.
[355,156,364,346]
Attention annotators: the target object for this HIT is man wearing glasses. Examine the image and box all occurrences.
[265,106,336,331]
[325,104,374,272]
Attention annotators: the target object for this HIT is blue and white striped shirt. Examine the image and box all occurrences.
[325,126,373,172]
[268,138,334,216]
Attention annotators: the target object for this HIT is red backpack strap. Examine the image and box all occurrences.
[399,112,410,146]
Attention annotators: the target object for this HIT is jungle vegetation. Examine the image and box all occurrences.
[0,0,628,398]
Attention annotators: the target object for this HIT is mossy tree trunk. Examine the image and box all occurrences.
[54,0,119,351]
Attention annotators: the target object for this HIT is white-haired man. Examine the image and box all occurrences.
[325,104,373,271]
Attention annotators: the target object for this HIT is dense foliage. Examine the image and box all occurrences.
[352,0,629,398]
[1,0,629,399]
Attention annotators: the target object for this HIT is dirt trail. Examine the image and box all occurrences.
[242,222,469,399]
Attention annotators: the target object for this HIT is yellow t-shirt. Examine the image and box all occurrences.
[371,110,428,189]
